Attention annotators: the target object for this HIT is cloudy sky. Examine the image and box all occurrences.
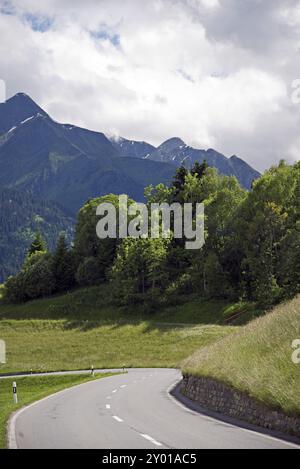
[1,0,300,171]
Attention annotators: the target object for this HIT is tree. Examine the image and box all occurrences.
[22,253,56,300]
[74,194,134,281]
[5,272,27,303]
[28,232,46,256]
[76,257,105,287]
[279,222,300,298]
[202,252,228,298]
[171,166,188,202]
[144,183,173,204]
[191,161,208,180]
[53,233,75,292]
[237,163,295,305]
[110,237,170,305]
[5,252,55,302]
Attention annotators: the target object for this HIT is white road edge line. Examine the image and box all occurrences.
[8,377,107,450]
[166,380,300,449]
[112,416,123,423]
[140,434,163,447]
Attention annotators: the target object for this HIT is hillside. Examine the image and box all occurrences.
[0,187,74,283]
[182,295,300,416]
[0,285,242,374]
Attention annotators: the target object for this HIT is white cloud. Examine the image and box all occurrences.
[0,0,300,171]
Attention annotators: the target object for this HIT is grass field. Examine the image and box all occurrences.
[0,372,117,448]
[183,295,300,416]
[0,286,254,374]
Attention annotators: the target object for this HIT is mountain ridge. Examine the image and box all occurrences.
[0,94,176,212]
[133,137,260,189]
[0,93,260,213]
[3,93,259,189]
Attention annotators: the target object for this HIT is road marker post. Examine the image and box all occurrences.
[91,365,95,377]
[13,381,18,404]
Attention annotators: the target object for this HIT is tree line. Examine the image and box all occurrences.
[4,160,300,309]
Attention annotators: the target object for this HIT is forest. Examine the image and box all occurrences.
[3,160,300,310]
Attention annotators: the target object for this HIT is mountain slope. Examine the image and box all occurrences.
[228,155,260,189]
[0,186,75,283]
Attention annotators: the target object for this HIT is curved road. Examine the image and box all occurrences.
[10,369,299,449]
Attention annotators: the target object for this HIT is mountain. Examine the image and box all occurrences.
[0,94,260,215]
[145,138,260,190]
[110,136,155,159]
[0,94,175,213]
[0,186,74,283]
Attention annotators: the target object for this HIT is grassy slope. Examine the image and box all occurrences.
[0,373,116,448]
[182,295,300,417]
[0,286,247,373]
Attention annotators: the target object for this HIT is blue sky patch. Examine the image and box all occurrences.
[23,13,54,32]
[0,0,15,16]
[90,30,120,47]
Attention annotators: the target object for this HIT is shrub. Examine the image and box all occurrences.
[5,253,55,302]
[22,254,56,300]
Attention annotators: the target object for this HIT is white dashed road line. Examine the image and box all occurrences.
[140,434,163,447]
[113,416,124,423]
[120,385,127,388]
[112,389,117,393]
[106,404,111,410]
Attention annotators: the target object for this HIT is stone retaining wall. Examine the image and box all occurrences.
[181,375,300,438]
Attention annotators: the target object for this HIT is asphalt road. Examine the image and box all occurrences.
[10,369,299,449]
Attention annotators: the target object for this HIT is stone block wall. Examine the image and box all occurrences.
[181,375,300,438]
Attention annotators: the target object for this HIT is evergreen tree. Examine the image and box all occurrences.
[53,233,75,292]
[191,161,208,180]
[28,232,46,256]
[172,166,188,201]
